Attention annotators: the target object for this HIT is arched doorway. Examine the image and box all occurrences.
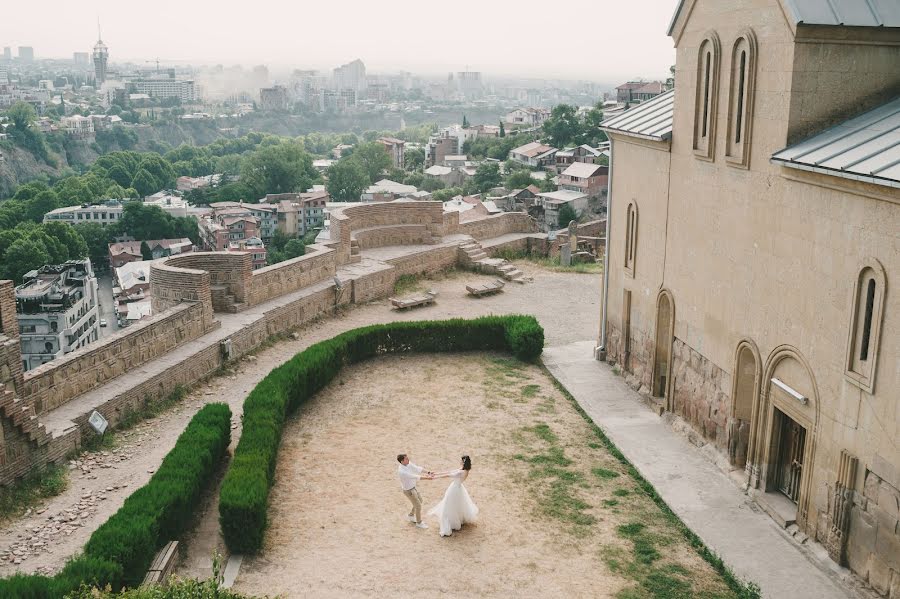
[728,339,760,471]
[751,346,819,530]
[651,290,675,409]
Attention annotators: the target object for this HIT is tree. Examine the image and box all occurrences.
[240,141,318,198]
[53,177,93,206]
[499,121,506,138]
[131,169,159,197]
[543,104,581,149]
[558,203,577,228]
[73,222,113,272]
[325,160,369,201]
[140,241,153,261]
[283,238,305,260]
[462,115,469,128]
[404,147,425,171]
[349,142,392,184]
[26,190,59,222]
[2,238,51,283]
[473,162,502,193]
[137,154,176,191]
[42,221,87,260]
[6,101,37,132]
[505,169,534,190]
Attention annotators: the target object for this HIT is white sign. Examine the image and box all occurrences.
[88,410,108,435]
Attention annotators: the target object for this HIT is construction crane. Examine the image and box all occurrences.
[145,58,161,74]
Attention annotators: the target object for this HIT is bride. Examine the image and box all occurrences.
[427,455,479,537]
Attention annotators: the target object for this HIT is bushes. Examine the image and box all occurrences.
[0,403,231,598]
[219,316,543,553]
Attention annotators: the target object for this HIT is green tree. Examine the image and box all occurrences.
[473,162,502,193]
[558,203,577,228]
[283,238,305,260]
[3,238,51,283]
[137,154,176,190]
[73,222,113,271]
[42,221,88,259]
[26,190,60,222]
[505,169,534,190]
[13,181,49,202]
[6,101,37,131]
[462,115,469,128]
[131,169,159,197]
[543,104,581,149]
[325,160,369,201]
[240,141,318,198]
[53,177,93,206]
[499,121,506,138]
[349,142,392,184]
[404,147,425,171]
[140,241,153,260]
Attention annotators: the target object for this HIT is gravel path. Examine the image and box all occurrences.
[0,265,600,578]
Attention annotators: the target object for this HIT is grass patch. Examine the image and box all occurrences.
[613,488,631,497]
[593,467,621,480]
[117,386,189,431]
[603,499,620,507]
[520,384,540,398]
[392,274,422,295]
[543,369,761,599]
[0,464,68,524]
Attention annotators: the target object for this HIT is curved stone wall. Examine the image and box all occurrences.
[329,202,445,263]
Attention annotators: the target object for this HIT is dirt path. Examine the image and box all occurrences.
[0,267,599,578]
[232,353,740,599]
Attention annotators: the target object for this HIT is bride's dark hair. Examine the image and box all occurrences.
[461,455,472,470]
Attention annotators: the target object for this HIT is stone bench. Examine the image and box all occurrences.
[352,224,434,250]
[466,279,505,297]
[390,290,437,310]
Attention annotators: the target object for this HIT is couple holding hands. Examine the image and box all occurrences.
[396,453,478,537]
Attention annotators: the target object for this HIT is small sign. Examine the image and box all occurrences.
[88,410,108,435]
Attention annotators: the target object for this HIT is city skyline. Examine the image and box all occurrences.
[0,0,678,82]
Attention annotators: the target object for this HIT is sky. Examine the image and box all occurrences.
[1,0,678,82]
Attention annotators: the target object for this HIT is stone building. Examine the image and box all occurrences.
[597,0,899,594]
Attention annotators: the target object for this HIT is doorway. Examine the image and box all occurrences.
[774,408,806,504]
[652,290,674,405]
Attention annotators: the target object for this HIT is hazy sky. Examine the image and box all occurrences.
[1,0,678,82]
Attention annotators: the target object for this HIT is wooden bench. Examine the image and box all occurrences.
[390,290,437,310]
[142,541,179,587]
[466,279,505,297]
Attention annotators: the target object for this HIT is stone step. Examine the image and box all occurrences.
[466,252,488,261]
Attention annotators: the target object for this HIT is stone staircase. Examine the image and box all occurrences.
[210,285,246,314]
[458,239,528,283]
[0,382,52,446]
[350,239,361,263]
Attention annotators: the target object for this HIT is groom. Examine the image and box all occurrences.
[397,453,433,529]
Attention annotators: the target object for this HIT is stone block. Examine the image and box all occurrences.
[866,470,882,501]
[870,554,893,596]
[890,569,899,599]
[873,503,900,540]
[878,481,900,515]
[873,454,900,493]
[876,523,900,571]
[847,506,876,575]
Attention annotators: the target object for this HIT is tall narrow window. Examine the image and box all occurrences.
[845,260,886,394]
[726,31,757,168]
[693,33,720,160]
[624,202,637,277]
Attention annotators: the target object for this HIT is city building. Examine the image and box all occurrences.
[598,1,900,594]
[15,259,99,371]
[209,201,277,241]
[107,238,192,269]
[615,80,666,103]
[133,77,197,102]
[376,137,406,169]
[425,136,458,168]
[93,37,109,85]
[267,191,328,236]
[60,115,94,137]
[259,85,288,111]
[555,144,604,172]
[534,189,587,230]
[73,52,90,66]
[2,47,11,62]
[360,179,418,202]
[17,47,34,62]
[43,197,189,225]
[505,107,551,128]
[509,141,558,168]
[558,162,608,198]
[176,174,222,191]
[332,59,366,92]
[199,205,268,269]
[228,237,267,270]
[452,71,483,99]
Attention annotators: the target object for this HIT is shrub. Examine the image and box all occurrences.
[0,403,231,597]
[219,316,545,553]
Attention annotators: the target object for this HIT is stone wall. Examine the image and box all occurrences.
[161,252,251,308]
[22,302,217,415]
[386,244,459,278]
[669,338,731,451]
[246,245,336,307]
[457,212,536,240]
[353,224,432,249]
[843,461,900,597]
[150,260,214,317]
[330,202,445,264]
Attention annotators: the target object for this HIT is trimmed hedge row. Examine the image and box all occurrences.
[0,403,232,598]
[219,315,544,553]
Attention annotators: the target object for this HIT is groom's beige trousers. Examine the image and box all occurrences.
[403,487,423,523]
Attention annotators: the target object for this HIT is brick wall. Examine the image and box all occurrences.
[330,202,445,264]
[22,302,218,415]
[844,463,900,596]
[150,261,214,317]
[458,212,536,240]
[163,252,251,306]
[246,244,337,307]
[386,245,458,278]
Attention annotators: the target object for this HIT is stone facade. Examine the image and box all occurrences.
[600,0,900,594]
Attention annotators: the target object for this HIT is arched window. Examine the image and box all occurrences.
[726,31,757,168]
[624,201,638,277]
[693,33,721,161]
[845,259,886,393]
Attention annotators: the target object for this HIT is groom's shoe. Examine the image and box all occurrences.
[407,515,417,523]
[415,522,429,529]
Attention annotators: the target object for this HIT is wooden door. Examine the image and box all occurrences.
[776,415,805,503]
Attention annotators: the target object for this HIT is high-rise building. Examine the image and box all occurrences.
[73,52,90,65]
[332,59,366,93]
[18,46,34,62]
[2,47,11,62]
[93,38,109,85]
[454,71,483,99]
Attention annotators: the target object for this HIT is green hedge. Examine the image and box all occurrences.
[219,316,543,554]
[0,403,232,598]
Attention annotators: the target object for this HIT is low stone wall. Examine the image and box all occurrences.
[330,202,445,264]
[0,422,77,488]
[246,244,336,307]
[670,338,730,450]
[386,245,459,279]
[22,302,218,415]
[353,224,431,249]
[458,212,536,240]
[150,260,214,317]
[162,252,251,308]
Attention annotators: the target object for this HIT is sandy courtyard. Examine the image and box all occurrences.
[233,353,737,599]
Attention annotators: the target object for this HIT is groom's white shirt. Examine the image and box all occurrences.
[398,462,424,491]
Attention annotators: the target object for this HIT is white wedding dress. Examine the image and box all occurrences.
[427,469,479,537]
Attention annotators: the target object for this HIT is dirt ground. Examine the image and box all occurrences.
[0,266,599,579]
[233,354,739,599]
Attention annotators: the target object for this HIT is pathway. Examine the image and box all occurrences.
[543,341,863,599]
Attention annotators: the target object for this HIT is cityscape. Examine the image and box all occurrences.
[0,0,897,598]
